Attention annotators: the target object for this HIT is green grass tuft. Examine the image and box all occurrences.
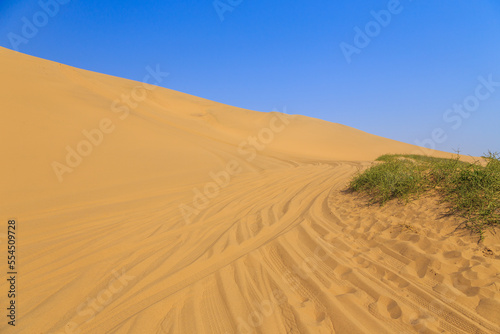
[349,152,500,240]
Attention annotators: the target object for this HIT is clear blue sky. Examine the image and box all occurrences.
[1,0,499,156]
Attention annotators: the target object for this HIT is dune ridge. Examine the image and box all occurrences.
[1,47,499,334]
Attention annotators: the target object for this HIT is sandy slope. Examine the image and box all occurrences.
[1,47,499,334]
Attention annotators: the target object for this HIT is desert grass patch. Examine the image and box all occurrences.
[348,152,500,240]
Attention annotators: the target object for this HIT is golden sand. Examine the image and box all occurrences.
[1,47,499,334]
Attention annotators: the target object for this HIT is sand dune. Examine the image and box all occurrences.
[1,47,499,334]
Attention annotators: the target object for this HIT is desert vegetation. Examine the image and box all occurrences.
[349,152,500,240]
